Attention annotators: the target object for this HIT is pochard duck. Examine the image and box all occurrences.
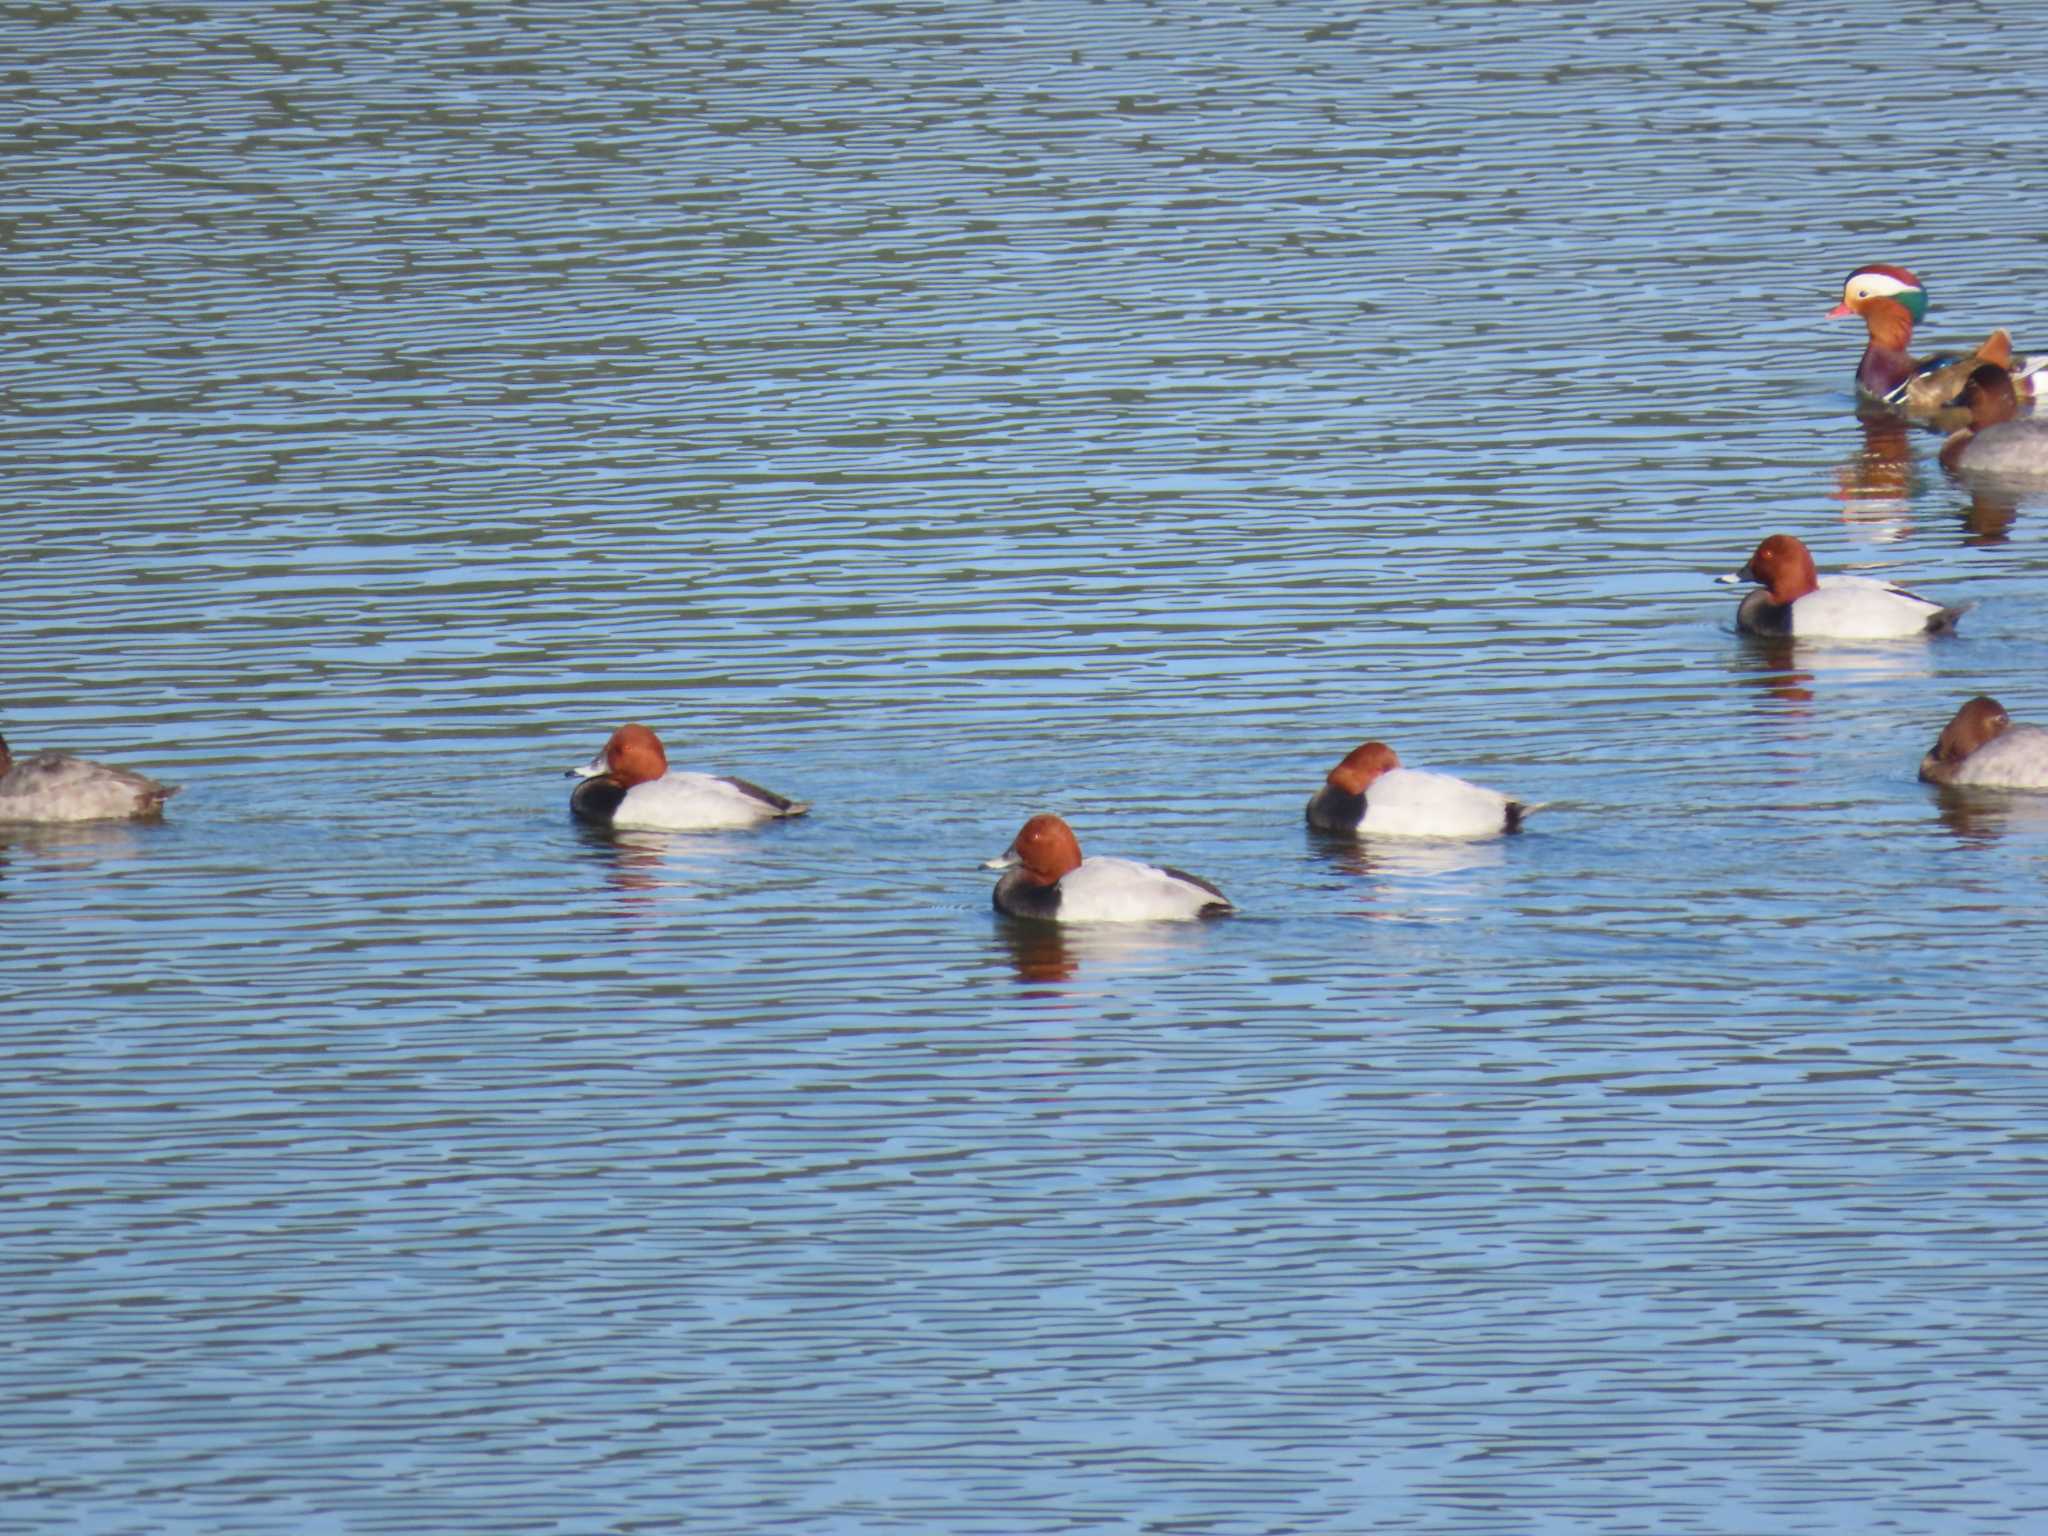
[567,723,808,831]
[1938,363,2048,478]
[1830,263,2042,422]
[1719,534,1970,639]
[0,733,178,822]
[1918,696,2048,789]
[985,813,1231,923]
[1305,741,1533,840]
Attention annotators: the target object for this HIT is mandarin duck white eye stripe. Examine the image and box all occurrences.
[1836,263,1926,312]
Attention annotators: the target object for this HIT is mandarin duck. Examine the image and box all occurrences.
[1830,263,2043,425]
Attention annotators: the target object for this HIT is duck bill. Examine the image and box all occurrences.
[1716,561,1757,586]
[981,845,1020,871]
[565,751,608,780]
[1826,302,1855,318]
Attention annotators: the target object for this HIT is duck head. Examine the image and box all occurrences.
[1953,362,2020,429]
[1326,741,1401,795]
[1725,535,1821,604]
[595,723,669,788]
[1929,695,2011,768]
[985,813,1085,885]
[1829,263,1928,327]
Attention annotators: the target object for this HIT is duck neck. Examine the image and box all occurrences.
[1856,298,1918,397]
[1938,426,1976,473]
[1307,784,1366,832]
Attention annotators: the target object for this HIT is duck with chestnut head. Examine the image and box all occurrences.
[1306,740,1533,840]
[1919,697,2048,790]
[1938,363,2048,479]
[567,723,808,831]
[985,813,1231,924]
[1719,534,1970,639]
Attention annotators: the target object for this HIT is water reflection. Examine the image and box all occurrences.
[1938,454,2048,544]
[1304,827,1510,927]
[1308,827,1507,881]
[1832,413,1919,539]
[1730,630,1937,704]
[993,916,1211,986]
[0,821,152,877]
[570,822,750,901]
[1952,486,2020,545]
[996,918,1078,984]
[1729,637,1815,707]
[1928,783,2048,844]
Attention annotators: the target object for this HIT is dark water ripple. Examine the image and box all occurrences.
[7,2,2048,1533]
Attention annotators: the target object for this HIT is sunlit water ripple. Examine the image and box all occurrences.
[5,3,2048,1532]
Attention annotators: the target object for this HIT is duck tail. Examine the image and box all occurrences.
[2012,355,2048,398]
[1927,601,1976,635]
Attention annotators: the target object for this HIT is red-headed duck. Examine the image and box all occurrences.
[0,733,177,822]
[1830,262,2042,422]
[1306,740,1533,840]
[1719,534,1970,639]
[1939,363,2048,479]
[1919,696,2048,789]
[984,813,1231,923]
[566,723,808,831]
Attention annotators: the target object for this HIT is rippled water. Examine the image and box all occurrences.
[7,3,2048,1532]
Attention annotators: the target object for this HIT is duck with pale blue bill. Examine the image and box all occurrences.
[985,813,1231,924]
[1719,534,1970,639]
[0,733,178,822]
[567,723,808,831]
[1306,741,1533,840]
[1830,262,2045,422]
[1919,697,2048,790]
[1938,363,2048,479]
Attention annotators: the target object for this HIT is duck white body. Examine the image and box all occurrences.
[1935,727,2048,788]
[581,768,804,831]
[1336,767,1522,839]
[1771,577,1964,640]
[0,737,177,823]
[1033,855,1229,923]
